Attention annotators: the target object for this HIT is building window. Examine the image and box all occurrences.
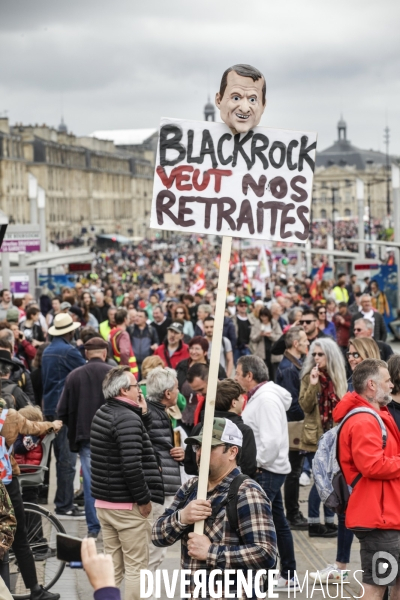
[345,208,351,217]
[321,209,327,219]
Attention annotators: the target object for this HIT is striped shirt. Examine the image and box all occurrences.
[152,467,277,596]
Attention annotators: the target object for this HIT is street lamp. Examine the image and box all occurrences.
[331,187,338,245]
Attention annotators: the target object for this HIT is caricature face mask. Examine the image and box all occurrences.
[215,64,266,135]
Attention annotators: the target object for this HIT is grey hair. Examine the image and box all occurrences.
[0,361,12,377]
[301,338,347,399]
[198,304,213,315]
[285,326,305,349]
[361,294,372,301]
[237,355,269,384]
[0,329,14,352]
[355,318,374,332]
[288,307,303,324]
[146,367,177,403]
[102,366,132,400]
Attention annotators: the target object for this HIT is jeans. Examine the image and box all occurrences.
[302,453,313,477]
[52,421,77,513]
[284,451,304,521]
[308,483,335,523]
[6,477,38,589]
[337,513,354,564]
[256,469,296,580]
[233,346,251,366]
[79,441,100,534]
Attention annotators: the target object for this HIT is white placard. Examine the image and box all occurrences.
[151,118,317,243]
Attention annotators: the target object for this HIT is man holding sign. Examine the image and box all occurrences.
[150,63,316,593]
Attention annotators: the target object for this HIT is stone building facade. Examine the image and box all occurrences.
[313,119,392,224]
[0,118,155,243]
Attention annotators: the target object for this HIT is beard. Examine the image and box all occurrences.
[376,388,392,407]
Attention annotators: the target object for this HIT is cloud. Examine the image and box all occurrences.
[0,0,399,152]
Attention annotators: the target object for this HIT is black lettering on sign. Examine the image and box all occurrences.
[156,190,179,225]
[287,140,299,170]
[232,131,253,170]
[217,133,233,165]
[280,203,296,239]
[200,130,218,169]
[196,197,219,228]
[295,206,310,240]
[159,125,186,167]
[216,198,237,232]
[269,176,288,199]
[242,174,267,197]
[236,200,255,234]
[251,133,269,169]
[269,141,286,169]
[177,197,196,227]
[290,175,308,202]
[187,130,202,164]
[298,136,316,172]
[256,201,286,235]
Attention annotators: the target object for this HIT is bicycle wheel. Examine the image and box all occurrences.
[10,503,66,600]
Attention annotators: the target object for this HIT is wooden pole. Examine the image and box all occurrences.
[194,235,232,534]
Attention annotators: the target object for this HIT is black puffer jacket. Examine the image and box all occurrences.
[90,398,164,505]
[147,400,181,496]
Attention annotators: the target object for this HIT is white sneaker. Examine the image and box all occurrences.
[299,472,311,486]
[275,576,300,592]
[310,564,349,583]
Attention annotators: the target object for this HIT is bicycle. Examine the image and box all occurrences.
[9,432,67,599]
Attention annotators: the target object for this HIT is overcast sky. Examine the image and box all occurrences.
[1,0,399,154]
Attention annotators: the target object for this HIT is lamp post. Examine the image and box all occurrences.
[331,187,338,245]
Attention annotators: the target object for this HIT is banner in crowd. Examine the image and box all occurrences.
[151,118,317,243]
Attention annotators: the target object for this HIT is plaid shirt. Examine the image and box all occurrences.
[152,467,277,596]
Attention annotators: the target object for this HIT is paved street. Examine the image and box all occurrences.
[47,340,400,599]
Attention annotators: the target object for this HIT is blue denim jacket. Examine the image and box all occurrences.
[42,337,86,416]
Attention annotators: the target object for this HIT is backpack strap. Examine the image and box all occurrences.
[337,407,388,489]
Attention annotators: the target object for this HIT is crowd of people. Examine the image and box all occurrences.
[0,245,399,600]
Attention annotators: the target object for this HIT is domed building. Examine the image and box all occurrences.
[204,97,215,122]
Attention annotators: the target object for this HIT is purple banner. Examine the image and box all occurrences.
[0,238,41,253]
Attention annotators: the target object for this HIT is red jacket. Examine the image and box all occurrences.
[154,340,189,370]
[333,391,400,530]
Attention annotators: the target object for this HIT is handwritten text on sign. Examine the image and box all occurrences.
[150,118,317,242]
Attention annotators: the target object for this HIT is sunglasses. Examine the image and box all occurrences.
[347,352,360,359]
[299,320,316,325]
[312,352,325,358]
[318,311,326,314]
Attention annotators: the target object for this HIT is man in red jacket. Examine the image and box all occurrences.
[333,359,400,599]
[154,321,189,369]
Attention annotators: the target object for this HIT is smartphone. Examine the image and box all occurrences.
[56,533,82,564]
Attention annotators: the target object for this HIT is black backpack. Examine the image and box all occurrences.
[177,473,249,536]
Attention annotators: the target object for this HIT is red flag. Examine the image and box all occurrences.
[309,263,325,299]
[242,263,251,294]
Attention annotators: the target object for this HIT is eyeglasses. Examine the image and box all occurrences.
[318,311,326,315]
[312,352,325,358]
[128,383,140,390]
[299,320,316,325]
[192,443,226,453]
[346,352,360,359]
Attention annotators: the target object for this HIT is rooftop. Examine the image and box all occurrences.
[89,128,157,146]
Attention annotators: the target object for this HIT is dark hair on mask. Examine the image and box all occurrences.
[219,64,266,105]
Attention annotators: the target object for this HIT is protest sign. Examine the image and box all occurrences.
[151,117,317,243]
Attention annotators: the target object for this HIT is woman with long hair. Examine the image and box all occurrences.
[370,280,390,317]
[315,304,337,340]
[249,306,282,381]
[299,338,347,538]
[309,336,379,585]
[346,337,380,391]
[82,291,102,324]
[172,303,194,339]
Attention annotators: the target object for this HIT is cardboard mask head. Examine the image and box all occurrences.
[215,64,266,135]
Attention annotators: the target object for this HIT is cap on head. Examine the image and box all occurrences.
[6,307,19,323]
[60,302,72,310]
[185,417,243,447]
[168,322,184,334]
[84,337,109,350]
